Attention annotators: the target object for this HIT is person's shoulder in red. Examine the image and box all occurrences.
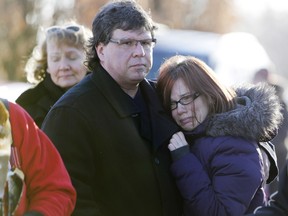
[7,101,76,216]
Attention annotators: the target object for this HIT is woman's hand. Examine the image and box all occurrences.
[168,131,188,151]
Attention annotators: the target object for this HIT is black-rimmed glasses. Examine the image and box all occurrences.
[109,38,157,50]
[170,92,200,111]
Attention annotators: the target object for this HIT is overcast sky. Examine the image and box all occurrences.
[234,0,288,17]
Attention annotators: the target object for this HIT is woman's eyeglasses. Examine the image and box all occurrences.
[170,92,200,111]
[46,25,81,34]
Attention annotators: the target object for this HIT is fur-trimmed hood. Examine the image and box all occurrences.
[206,83,283,142]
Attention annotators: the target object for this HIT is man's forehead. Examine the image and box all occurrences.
[112,29,152,38]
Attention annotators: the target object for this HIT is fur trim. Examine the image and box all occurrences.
[206,83,283,142]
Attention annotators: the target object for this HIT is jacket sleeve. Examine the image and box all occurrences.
[245,160,288,216]
[42,106,101,215]
[171,137,264,216]
[9,102,76,216]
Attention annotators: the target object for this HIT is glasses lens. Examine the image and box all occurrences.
[47,26,61,33]
[170,92,200,111]
[66,26,80,32]
[47,25,80,34]
[110,38,156,50]
[181,95,194,105]
[140,39,152,47]
[170,102,177,110]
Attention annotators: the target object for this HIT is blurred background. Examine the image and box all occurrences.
[0,0,287,98]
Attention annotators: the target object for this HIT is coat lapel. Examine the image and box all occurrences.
[91,67,140,118]
[92,68,179,152]
[139,80,179,152]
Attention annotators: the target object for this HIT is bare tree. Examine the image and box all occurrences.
[0,0,36,81]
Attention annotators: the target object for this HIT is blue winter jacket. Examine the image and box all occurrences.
[170,83,283,216]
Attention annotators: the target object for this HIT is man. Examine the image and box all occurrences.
[42,0,182,215]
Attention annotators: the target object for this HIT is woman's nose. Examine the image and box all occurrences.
[58,58,70,70]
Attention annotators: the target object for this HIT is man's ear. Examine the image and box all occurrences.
[96,44,105,62]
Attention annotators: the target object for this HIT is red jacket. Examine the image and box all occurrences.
[8,101,76,215]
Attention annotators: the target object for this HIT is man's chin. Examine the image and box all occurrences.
[133,72,148,81]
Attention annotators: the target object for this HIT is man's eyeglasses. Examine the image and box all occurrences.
[170,92,200,111]
[109,38,157,50]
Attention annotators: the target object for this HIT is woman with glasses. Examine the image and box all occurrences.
[156,55,283,216]
[16,21,91,127]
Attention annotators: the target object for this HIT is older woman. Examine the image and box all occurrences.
[16,21,91,127]
[156,55,282,216]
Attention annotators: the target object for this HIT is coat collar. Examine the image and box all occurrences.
[43,73,66,99]
[207,83,283,142]
[91,66,140,118]
[184,83,283,143]
[91,66,179,151]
